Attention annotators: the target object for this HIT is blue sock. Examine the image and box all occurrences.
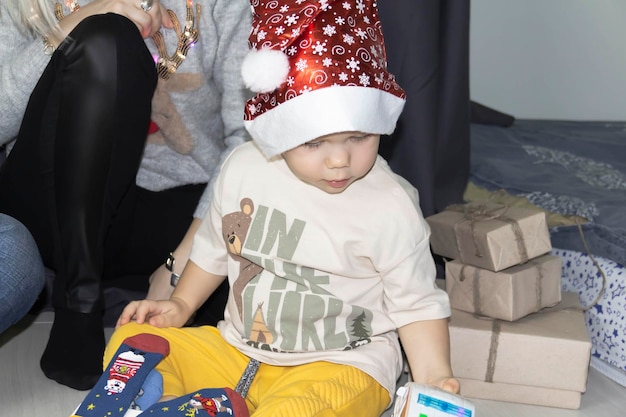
[139,387,249,416]
[72,333,170,417]
[129,369,163,412]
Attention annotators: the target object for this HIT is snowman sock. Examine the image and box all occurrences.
[139,387,249,417]
[72,333,170,417]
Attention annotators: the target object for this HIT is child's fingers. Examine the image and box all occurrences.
[116,300,157,328]
[147,304,186,328]
[133,300,162,324]
[440,377,461,394]
[116,300,141,328]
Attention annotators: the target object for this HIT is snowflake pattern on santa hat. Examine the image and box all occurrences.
[245,0,404,117]
[242,0,406,157]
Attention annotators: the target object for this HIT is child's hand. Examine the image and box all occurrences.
[429,376,461,395]
[116,297,192,329]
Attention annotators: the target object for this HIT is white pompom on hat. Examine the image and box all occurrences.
[241,48,290,94]
[242,0,406,159]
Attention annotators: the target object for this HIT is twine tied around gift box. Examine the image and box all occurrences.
[482,302,585,384]
[447,203,530,265]
[485,320,501,383]
[458,259,549,317]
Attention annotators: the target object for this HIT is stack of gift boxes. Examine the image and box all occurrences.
[426,202,592,410]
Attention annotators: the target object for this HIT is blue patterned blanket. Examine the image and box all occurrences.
[470,119,626,267]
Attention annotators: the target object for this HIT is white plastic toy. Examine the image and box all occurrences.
[392,383,475,417]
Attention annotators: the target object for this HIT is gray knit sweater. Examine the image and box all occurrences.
[0,0,252,218]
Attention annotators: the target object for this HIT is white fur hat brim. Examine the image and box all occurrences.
[245,86,406,159]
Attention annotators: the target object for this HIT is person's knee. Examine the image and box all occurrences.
[0,214,44,328]
[0,214,44,285]
[65,13,143,51]
[0,212,27,239]
[59,13,154,84]
[16,221,45,289]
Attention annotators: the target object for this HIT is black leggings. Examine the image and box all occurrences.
[0,13,158,314]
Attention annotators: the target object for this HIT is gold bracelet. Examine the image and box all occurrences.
[43,37,55,55]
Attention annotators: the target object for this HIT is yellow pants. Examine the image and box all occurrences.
[106,323,390,417]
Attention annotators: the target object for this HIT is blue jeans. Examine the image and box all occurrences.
[0,213,45,333]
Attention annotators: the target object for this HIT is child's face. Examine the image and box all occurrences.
[282,131,380,194]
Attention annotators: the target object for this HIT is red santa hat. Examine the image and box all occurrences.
[242,0,406,158]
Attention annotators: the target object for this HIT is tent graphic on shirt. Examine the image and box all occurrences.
[249,303,274,344]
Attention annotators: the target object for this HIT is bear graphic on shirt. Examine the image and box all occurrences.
[223,198,264,319]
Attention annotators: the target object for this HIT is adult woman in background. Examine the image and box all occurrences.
[0,0,251,390]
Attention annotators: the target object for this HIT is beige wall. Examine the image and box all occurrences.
[470,0,626,121]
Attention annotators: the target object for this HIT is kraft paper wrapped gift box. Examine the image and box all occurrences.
[426,203,551,272]
[445,255,562,321]
[457,379,583,410]
[448,291,592,409]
